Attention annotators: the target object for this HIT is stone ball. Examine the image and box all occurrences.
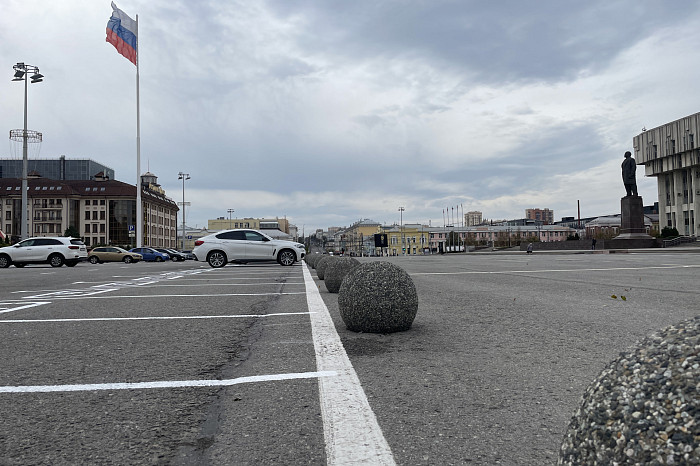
[324,257,360,293]
[559,316,700,465]
[307,254,321,268]
[316,255,335,280]
[338,261,418,333]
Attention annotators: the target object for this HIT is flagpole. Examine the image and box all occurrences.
[135,13,142,248]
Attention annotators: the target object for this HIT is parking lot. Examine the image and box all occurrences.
[0,252,698,464]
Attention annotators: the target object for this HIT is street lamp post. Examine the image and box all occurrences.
[228,209,235,229]
[178,172,190,250]
[398,206,405,255]
[11,63,43,240]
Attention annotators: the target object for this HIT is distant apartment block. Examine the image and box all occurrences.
[525,208,554,224]
[634,112,700,236]
[0,156,115,181]
[465,211,483,226]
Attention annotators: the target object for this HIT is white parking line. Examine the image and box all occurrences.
[0,371,337,393]
[303,264,395,465]
[0,301,51,314]
[41,292,307,300]
[412,264,700,275]
[0,312,315,323]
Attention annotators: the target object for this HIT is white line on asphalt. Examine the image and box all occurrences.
[36,292,307,300]
[0,371,337,393]
[303,263,396,465]
[412,264,700,275]
[0,302,51,314]
[151,283,305,287]
[0,312,315,323]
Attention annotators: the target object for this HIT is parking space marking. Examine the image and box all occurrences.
[50,292,307,300]
[0,301,51,314]
[0,370,337,394]
[412,264,700,275]
[0,311,315,323]
[303,264,396,465]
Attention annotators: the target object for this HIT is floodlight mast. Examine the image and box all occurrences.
[11,63,43,240]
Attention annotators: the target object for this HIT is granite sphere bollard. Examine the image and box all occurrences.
[316,255,335,280]
[338,261,418,333]
[558,316,700,465]
[307,254,321,268]
[324,257,360,293]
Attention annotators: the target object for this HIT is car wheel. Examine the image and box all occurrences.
[123,256,133,263]
[66,261,78,267]
[49,254,65,267]
[89,256,99,264]
[277,249,296,266]
[14,263,25,268]
[0,255,11,268]
[155,256,164,262]
[207,251,227,268]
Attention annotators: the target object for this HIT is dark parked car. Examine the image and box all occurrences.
[156,248,188,261]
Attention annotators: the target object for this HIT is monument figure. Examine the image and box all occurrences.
[622,151,638,197]
[610,149,654,247]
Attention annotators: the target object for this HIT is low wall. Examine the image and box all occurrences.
[519,240,602,251]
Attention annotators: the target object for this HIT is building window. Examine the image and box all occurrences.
[92,211,98,220]
[100,211,106,220]
[84,224,90,233]
[85,211,90,220]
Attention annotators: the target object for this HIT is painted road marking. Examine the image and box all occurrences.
[0,301,51,314]
[0,312,315,323]
[0,371,337,393]
[412,264,700,275]
[303,263,396,465]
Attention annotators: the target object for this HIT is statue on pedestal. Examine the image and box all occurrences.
[622,151,638,197]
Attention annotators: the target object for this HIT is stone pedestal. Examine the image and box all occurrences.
[607,195,657,249]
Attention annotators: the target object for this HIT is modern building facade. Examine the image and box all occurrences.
[0,172,178,247]
[634,112,700,236]
[0,156,115,181]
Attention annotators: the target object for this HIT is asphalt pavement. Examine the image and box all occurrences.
[0,251,698,465]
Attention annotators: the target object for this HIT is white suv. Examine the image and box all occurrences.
[0,237,88,268]
[193,229,306,268]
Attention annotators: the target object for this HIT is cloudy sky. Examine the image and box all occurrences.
[2,1,699,233]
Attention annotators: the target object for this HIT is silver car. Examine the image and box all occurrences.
[193,229,306,268]
[0,237,88,268]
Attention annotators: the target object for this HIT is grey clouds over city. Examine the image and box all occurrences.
[2,1,700,232]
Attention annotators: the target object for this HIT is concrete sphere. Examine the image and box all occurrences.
[559,316,700,465]
[338,261,418,333]
[308,254,322,268]
[316,255,335,280]
[324,257,360,293]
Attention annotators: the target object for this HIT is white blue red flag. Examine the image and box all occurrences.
[106,2,137,65]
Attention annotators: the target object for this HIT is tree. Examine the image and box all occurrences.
[64,226,81,238]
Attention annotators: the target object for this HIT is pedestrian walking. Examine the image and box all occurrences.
[591,238,597,250]
[527,243,533,254]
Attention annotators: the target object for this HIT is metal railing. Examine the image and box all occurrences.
[662,235,697,248]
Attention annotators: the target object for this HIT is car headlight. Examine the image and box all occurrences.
[295,244,305,249]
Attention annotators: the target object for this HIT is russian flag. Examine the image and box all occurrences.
[106,2,137,66]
